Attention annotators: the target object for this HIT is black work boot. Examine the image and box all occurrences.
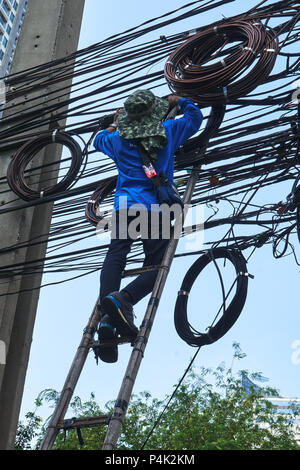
[100,291,138,338]
[97,314,118,363]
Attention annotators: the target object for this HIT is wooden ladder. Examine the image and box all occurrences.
[39,166,199,450]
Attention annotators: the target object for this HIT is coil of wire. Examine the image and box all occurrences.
[7,131,83,201]
[165,19,278,105]
[174,248,249,347]
[85,176,117,227]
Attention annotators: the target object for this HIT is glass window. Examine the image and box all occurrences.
[0,50,4,61]
[13,1,18,11]
[0,13,6,28]
[2,2,10,17]
[10,11,14,22]
[6,23,10,34]
[2,35,7,47]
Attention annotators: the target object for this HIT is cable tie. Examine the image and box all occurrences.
[205,327,215,343]
[178,290,189,297]
[264,48,276,53]
[52,129,58,142]
[89,199,96,204]
[40,191,44,198]
[134,336,147,345]
[84,326,96,336]
[239,272,254,279]
[213,26,218,33]
[244,47,255,54]
[221,59,226,67]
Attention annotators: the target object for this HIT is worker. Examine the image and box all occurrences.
[93,89,203,362]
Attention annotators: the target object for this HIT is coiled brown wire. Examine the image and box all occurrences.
[164,19,279,105]
[7,131,83,201]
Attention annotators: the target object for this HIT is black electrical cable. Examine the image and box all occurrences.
[174,247,249,347]
[140,346,201,450]
[85,177,117,227]
[0,0,299,294]
[7,132,84,201]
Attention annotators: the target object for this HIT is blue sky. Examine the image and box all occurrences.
[19,0,300,427]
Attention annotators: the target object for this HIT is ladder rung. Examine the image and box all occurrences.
[122,265,159,277]
[57,415,110,430]
[92,337,135,348]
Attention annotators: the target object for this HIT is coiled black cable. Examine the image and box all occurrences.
[85,176,117,227]
[7,131,83,201]
[174,247,249,347]
[175,103,226,165]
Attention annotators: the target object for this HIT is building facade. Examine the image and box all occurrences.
[242,373,300,442]
[0,0,27,77]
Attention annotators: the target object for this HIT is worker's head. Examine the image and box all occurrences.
[117,90,169,147]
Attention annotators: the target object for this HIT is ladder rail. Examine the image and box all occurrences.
[39,304,100,450]
[102,167,200,450]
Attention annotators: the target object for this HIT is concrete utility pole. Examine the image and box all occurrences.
[0,0,85,449]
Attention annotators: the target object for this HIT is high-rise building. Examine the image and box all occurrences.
[263,397,300,441]
[242,373,300,442]
[0,0,28,77]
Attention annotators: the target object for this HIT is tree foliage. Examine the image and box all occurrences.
[15,346,300,450]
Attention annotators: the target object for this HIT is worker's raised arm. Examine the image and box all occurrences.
[93,128,117,161]
[165,95,203,152]
[93,109,120,161]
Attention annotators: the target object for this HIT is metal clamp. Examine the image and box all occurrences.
[52,129,58,142]
[178,290,189,297]
[244,47,256,54]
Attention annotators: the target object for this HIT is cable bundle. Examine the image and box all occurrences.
[285,174,300,243]
[176,104,226,165]
[85,176,117,227]
[165,19,278,105]
[7,132,83,201]
[174,248,249,347]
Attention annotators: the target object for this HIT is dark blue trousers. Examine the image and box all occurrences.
[100,210,170,305]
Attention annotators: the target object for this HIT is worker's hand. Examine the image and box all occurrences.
[107,108,122,132]
[113,108,122,125]
[167,95,182,107]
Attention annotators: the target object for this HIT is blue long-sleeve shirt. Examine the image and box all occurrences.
[93,97,203,211]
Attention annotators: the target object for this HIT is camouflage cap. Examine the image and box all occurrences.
[117,90,169,158]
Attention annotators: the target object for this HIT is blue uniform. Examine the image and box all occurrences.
[93,97,203,211]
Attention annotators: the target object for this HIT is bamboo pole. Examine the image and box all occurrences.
[39,302,100,450]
